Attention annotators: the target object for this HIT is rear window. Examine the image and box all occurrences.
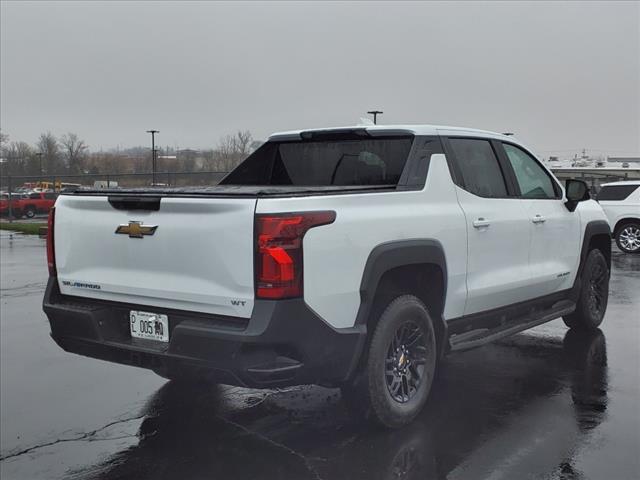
[448,138,508,198]
[597,185,639,201]
[221,136,413,186]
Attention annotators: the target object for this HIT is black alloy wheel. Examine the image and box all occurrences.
[385,320,428,404]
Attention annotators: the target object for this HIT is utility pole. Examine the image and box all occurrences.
[36,152,44,175]
[367,110,383,125]
[146,130,159,185]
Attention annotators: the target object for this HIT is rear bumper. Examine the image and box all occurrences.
[43,278,365,388]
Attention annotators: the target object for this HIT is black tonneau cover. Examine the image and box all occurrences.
[62,184,397,198]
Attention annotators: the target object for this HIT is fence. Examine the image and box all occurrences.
[3,167,639,222]
[1,170,229,222]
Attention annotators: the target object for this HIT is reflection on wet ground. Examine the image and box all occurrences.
[1,233,639,480]
[68,329,609,480]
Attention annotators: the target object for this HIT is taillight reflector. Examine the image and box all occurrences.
[46,207,56,276]
[255,211,336,299]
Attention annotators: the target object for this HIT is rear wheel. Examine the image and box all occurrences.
[24,206,36,219]
[615,222,640,254]
[563,249,609,331]
[342,295,437,429]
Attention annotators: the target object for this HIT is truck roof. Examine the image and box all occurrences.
[269,124,514,141]
[600,180,640,187]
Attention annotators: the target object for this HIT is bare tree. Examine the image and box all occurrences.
[213,130,253,172]
[4,141,34,175]
[235,130,253,156]
[0,130,8,151]
[37,132,62,174]
[60,133,88,173]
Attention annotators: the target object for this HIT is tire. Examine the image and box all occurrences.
[24,206,36,219]
[615,222,640,254]
[342,295,437,429]
[563,249,609,331]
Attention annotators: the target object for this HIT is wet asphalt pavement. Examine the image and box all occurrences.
[1,231,639,480]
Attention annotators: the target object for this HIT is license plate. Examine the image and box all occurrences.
[130,310,169,342]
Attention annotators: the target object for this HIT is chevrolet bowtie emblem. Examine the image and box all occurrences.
[115,221,158,238]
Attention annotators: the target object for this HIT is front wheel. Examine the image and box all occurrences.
[563,249,609,331]
[615,222,640,254]
[342,295,437,429]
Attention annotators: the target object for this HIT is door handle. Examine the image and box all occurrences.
[532,214,546,224]
[473,218,491,228]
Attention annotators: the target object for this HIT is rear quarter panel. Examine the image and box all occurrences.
[256,155,467,329]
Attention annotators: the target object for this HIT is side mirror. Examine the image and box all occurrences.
[565,179,590,212]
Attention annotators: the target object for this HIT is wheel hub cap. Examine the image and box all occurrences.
[385,321,428,403]
[619,226,640,251]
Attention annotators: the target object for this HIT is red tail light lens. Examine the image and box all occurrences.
[255,211,336,299]
[46,207,56,276]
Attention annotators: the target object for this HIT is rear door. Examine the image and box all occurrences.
[54,194,257,318]
[444,136,532,315]
[498,142,580,297]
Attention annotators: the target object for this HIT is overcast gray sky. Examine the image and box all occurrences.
[1,1,639,157]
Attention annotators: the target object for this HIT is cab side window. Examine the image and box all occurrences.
[597,185,639,201]
[448,138,508,198]
[29,193,40,199]
[502,144,558,199]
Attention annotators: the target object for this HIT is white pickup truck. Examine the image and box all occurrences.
[43,125,611,428]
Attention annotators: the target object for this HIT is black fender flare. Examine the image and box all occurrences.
[570,220,611,298]
[354,239,448,326]
[344,239,448,381]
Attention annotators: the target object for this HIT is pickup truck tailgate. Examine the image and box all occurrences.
[54,195,256,318]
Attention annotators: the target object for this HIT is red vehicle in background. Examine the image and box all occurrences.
[19,191,57,218]
[0,193,25,218]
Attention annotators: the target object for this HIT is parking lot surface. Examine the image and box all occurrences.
[1,230,638,480]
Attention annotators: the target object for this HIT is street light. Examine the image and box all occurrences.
[146,130,159,185]
[367,110,383,125]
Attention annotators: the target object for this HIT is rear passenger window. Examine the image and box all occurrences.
[502,144,558,199]
[449,139,507,198]
[29,193,40,199]
[597,185,639,201]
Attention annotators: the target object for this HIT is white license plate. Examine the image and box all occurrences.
[130,310,169,342]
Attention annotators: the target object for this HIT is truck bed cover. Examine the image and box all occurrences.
[62,184,397,198]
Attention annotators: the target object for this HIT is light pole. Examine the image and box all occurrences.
[146,130,159,185]
[367,110,383,125]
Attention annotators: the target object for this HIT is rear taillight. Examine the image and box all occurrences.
[46,207,56,276]
[255,211,336,299]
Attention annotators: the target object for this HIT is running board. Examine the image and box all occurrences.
[449,300,576,352]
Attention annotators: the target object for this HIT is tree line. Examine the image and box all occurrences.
[0,130,257,178]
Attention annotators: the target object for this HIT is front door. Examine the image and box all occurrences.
[499,143,581,297]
